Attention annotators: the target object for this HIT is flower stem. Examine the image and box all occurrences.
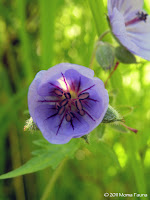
[98,29,110,41]
[89,30,110,69]
[104,61,119,87]
[40,158,67,200]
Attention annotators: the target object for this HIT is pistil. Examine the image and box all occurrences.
[125,11,148,26]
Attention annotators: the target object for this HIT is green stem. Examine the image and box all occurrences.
[98,30,110,41]
[104,61,120,87]
[89,30,110,69]
[40,158,67,200]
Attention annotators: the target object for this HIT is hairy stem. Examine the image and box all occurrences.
[89,30,110,69]
[104,61,119,87]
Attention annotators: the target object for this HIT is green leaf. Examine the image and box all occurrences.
[111,124,129,133]
[115,46,137,64]
[117,105,134,116]
[86,134,120,168]
[102,105,123,123]
[0,140,79,179]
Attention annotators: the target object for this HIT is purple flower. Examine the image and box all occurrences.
[108,0,150,60]
[28,63,109,144]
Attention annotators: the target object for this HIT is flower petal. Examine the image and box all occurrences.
[108,0,143,17]
[83,78,109,133]
[34,104,90,144]
[28,70,46,122]
[110,8,143,57]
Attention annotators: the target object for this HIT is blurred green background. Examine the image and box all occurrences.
[0,0,150,199]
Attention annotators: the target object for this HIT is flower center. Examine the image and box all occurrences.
[39,73,98,135]
[125,11,148,26]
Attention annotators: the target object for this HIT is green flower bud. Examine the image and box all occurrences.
[115,45,136,64]
[96,42,115,70]
[102,105,123,123]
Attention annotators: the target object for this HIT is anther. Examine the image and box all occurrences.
[70,112,75,118]
[79,110,85,116]
[78,92,89,100]
[65,92,71,99]
[58,106,65,115]
[54,89,63,96]
[76,100,83,110]
[136,11,148,22]
[65,113,72,122]
[60,99,68,106]
[55,102,60,109]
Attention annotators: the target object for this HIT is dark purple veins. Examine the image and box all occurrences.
[39,73,97,134]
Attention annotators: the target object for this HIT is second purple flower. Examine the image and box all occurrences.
[107,0,150,61]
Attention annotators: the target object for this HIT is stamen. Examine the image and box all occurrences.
[58,106,65,115]
[125,11,148,26]
[48,72,97,134]
[60,99,68,106]
[70,112,75,118]
[55,102,60,109]
[78,84,95,95]
[136,11,148,22]
[54,89,63,96]
[65,92,71,99]
[78,92,89,100]
[79,110,85,116]
[76,100,83,110]
[65,113,72,122]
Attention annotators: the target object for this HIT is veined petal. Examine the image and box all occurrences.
[108,0,143,17]
[110,8,138,53]
[28,70,46,122]
[34,104,90,144]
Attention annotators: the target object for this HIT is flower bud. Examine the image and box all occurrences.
[96,42,115,70]
[115,46,136,64]
[102,105,123,123]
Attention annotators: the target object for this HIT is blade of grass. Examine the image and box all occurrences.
[39,0,57,69]
[16,0,34,83]
[87,0,111,42]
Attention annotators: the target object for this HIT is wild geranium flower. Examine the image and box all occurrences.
[108,0,150,60]
[28,63,109,144]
